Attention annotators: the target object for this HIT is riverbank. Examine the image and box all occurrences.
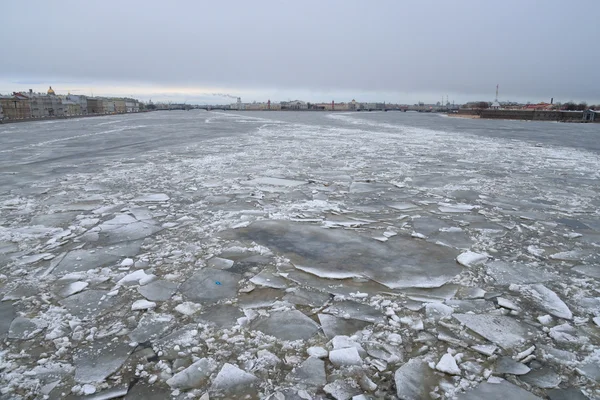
[447,113,480,119]
[0,110,152,124]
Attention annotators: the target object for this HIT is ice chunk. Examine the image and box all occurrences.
[137,280,178,301]
[425,303,454,319]
[244,177,306,187]
[572,265,600,279]
[59,290,119,319]
[249,269,288,289]
[235,220,462,289]
[436,353,461,375]
[286,357,326,388]
[195,304,243,329]
[117,269,154,286]
[133,193,170,202]
[324,300,385,323]
[175,302,202,316]
[472,344,497,356]
[497,297,520,311]
[318,313,370,339]
[456,251,488,267]
[329,347,362,367]
[549,323,586,345]
[166,358,217,389]
[454,314,538,349]
[307,346,328,359]
[129,313,173,343]
[576,349,600,382]
[207,257,234,270]
[8,317,46,339]
[495,357,530,375]
[0,302,16,339]
[58,281,89,297]
[456,380,541,399]
[180,268,241,303]
[250,310,319,341]
[394,358,435,400]
[323,379,361,400]
[514,284,572,320]
[485,261,554,285]
[519,367,561,388]
[74,339,132,383]
[131,299,156,311]
[547,388,589,400]
[211,363,258,392]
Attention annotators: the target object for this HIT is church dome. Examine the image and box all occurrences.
[47,86,55,95]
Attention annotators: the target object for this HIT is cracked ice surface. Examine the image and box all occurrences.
[1,111,600,399]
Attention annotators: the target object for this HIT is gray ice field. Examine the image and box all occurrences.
[1,110,599,399]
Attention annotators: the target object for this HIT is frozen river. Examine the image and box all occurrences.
[1,111,599,399]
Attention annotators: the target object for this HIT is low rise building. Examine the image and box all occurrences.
[0,93,31,119]
[29,87,64,117]
[125,100,139,113]
[62,100,81,116]
[66,94,88,114]
[102,99,115,114]
[0,102,3,120]
[281,100,308,110]
[114,99,127,113]
[87,98,104,114]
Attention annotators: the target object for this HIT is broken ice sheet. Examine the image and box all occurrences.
[128,313,173,343]
[457,379,541,399]
[195,304,243,329]
[74,339,132,383]
[235,220,461,289]
[318,313,371,339]
[250,309,319,341]
[454,313,538,349]
[166,358,217,389]
[59,289,120,319]
[211,363,258,393]
[394,358,437,400]
[485,261,555,285]
[179,268,241,303]
[286,356,326,388]
[53,241,142,274]
[137,279,178,301]
[323,300,385,324]
[514,284,572,320]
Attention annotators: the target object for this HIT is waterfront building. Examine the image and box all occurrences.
[281,100,307,110]
[102,99,115,114]
[29,87,64,118]
[66,94,88,114]
[0,102,3,120]
[87,98,104,114]
[125,100,139,113]
[62,100,81,116]
[114,99,127,113]
[0,93,31,119]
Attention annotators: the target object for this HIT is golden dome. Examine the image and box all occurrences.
[47,86,55,95]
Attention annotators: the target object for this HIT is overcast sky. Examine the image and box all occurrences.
[1,0,598,104]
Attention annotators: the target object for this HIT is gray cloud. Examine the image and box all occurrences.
[1,0,598,103]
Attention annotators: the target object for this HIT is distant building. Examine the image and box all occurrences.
[125,100,139,113]
[490,100,501,110]
[66,94,88,114]
[87,98,104,114]
[62,100,81,116]
[114,99,127,113]
[281,100,307,110]
[102,99,115,114]
[0,93,31,119]
[0,102,3,120]
[29,87,64,117]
